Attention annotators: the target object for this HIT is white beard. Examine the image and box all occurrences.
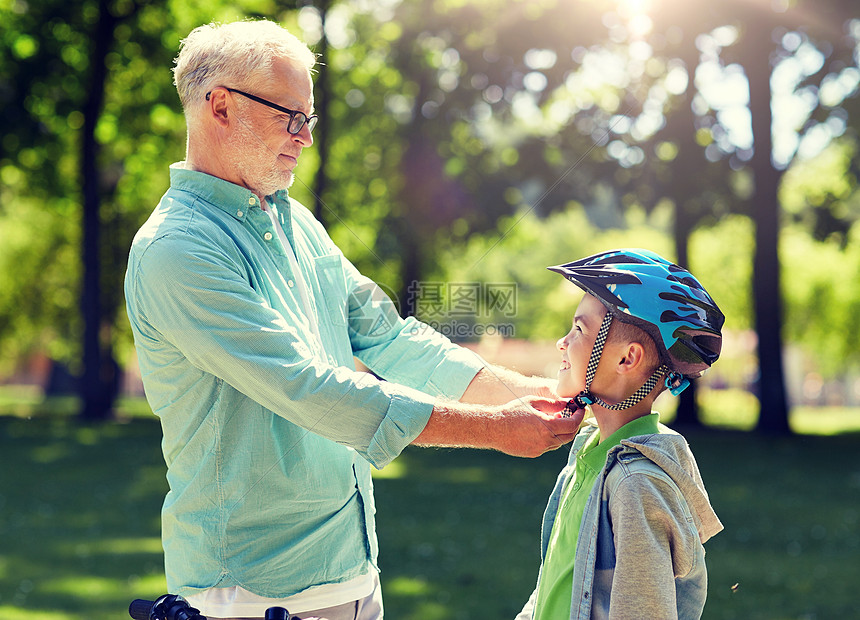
[226,116,294,198]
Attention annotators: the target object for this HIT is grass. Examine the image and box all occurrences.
[1,390,859,619]
[375,434,860,620]
[0,416,167,620]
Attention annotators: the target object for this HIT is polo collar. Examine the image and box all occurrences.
[580,412,660,471]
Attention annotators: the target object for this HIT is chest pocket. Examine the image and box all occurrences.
[314,254,348,326]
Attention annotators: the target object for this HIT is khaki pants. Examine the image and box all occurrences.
[208,574,384,620]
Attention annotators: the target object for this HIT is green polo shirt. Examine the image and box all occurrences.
[533,413,660,619]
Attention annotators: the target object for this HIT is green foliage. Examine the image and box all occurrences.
[431,199,860,380]
[430,204,757,342]
[688,214,755,332]
[1,0,859,396]
[312,0,617,295]
[0,0,311,372]
[0,1,96,371]
[0,194,81,373]
[777,136,860,376]
[781,223,860,376]
[781,138,860,245]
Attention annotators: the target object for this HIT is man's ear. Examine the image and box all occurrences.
[206,88,231,127]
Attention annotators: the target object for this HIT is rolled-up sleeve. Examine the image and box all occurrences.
[128,232,437,468]
[298,206,486,404]
[338,260,485,401]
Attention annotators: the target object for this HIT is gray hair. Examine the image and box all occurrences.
[173,20,317,116]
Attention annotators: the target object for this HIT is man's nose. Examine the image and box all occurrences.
[293,124,313,147]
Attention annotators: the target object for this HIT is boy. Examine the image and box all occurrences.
[517,249,725,620]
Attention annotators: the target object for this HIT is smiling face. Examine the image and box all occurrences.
[556,293,608,399]
[224,56,315,198]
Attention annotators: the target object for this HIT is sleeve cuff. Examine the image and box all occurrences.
[364,391,436,470]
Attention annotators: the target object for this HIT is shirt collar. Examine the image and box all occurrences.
[169,163,290,221]
[580,412,660,470]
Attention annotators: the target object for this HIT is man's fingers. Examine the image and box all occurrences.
[557,405,586,423]
[494,397,584,457]
[547,416,582,437]
[542,407,585,448]
[522,396,567,414]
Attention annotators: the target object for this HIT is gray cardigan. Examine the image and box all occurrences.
[516,422,723,620]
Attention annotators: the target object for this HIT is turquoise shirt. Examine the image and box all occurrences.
[124,165,484,598]
[533,413,660,619]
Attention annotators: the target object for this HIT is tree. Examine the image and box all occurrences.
[79,0,122,420]
[740,4,791,434]
[1,1,216,416]
[301,0,333,225]
[2,0,857,431]
[312,0,611,307]
[731,0,858,433]
[510,0,860,432]
[416,0,856,433]
[2,0,309,417]
[1,1,104,389]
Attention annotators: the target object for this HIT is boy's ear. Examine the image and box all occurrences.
[618,341,647,374]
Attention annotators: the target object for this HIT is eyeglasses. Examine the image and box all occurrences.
[206,87,318,135]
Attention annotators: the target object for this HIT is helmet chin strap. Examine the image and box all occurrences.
[562,312,690,417]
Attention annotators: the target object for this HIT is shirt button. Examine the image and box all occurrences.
[264,232,273,241]
[249,196,256,205]
[236,210,243,218]
[287,280,295,288]
[572,482,581,492]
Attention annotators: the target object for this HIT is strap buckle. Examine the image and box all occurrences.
[573,391,596,408]
[664,372,690,396]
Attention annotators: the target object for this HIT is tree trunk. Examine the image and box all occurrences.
[672,222,702,427]
[312,0,331,225]
[745,22,791,435]
[399,229,422,319]
[79,0,118,421]
[670,42,703,428]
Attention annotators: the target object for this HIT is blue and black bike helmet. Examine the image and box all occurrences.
[549,249,724,411]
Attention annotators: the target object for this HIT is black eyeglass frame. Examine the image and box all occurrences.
[205,87,318,135]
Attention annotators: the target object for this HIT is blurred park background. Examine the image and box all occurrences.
[2,0,860,618]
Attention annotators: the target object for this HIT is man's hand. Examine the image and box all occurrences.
[414,395,584,458]
[488,396,584,458]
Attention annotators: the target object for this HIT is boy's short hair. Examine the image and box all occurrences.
[607,318,671,399]
[607,319,658,364]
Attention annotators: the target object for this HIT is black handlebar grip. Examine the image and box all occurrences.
[129,598,154,620]
[129,594,207,620]
[128,594,293,620]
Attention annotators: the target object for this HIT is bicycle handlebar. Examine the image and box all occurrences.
[129,594,206,620]
[129,593,296,620]
[129,598,156,619]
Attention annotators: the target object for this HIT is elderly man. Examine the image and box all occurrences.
[125,19,579,620]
